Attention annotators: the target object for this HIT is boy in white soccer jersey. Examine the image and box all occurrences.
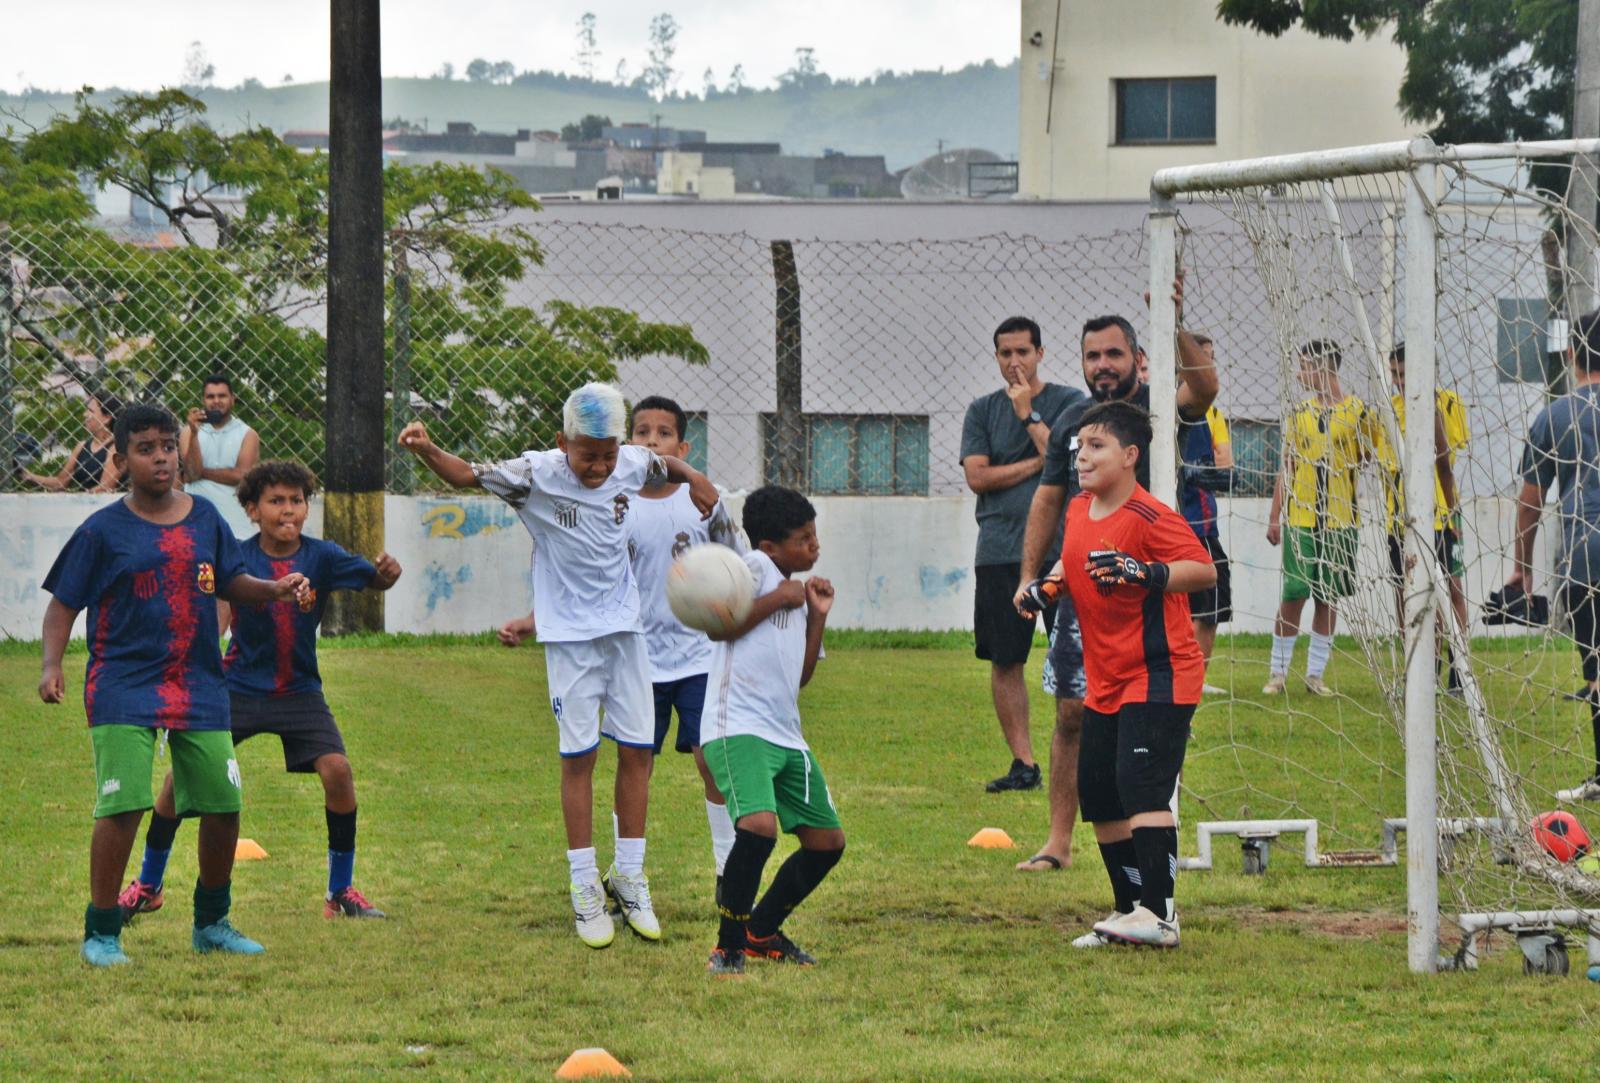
[626,396,744,894]
[398,382,718,949]
[701,486,842,977]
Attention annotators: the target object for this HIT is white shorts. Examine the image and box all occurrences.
[544,632,655,757]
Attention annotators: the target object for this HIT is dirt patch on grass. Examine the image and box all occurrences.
[1229,907,1408,939]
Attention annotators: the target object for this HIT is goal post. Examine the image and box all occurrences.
[1146,136,1600,975]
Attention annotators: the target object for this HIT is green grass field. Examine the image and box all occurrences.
[3,635,1598,1081]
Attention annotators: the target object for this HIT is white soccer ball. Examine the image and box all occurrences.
[666,544,755,636]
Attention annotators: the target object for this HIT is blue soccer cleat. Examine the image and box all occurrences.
[192,919,265,955]
[81,934,131,967]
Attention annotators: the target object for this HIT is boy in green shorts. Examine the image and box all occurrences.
[1265,341,1384,696]
[701,486,842,976]
[38,404,310,967]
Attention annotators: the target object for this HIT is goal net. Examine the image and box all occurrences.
[1147,138,1600,971]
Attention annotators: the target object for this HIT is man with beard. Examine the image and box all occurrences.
[1009,305,1216,878]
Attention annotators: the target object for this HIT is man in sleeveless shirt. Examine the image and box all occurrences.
[180,375,259,539]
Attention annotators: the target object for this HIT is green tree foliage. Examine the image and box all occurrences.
[558,114,612,142]
[4,89,708,483]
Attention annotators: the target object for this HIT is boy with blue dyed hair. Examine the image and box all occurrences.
[400,382,719,949]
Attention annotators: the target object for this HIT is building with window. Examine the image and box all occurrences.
[1018,0,1416,199]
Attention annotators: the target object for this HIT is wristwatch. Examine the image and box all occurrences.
[1027,410,1044,426]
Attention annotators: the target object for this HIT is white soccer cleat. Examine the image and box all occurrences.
[603,866,661,941]
[1201,683,1228,697]
[1094,906,1180,948]
[571,876,615,949]
[1072,913,1128,948]
[1557,778,1600,802]
[1303,675,1335,698]
[1261,673,1287,695]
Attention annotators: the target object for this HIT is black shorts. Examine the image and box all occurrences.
[1188,535,1231,625]
[1386,529,1464,580]
[1078,702,1193,823]
[974,562,1055,666]
[230,691,346,773]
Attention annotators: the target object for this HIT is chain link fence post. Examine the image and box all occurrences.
[389,264,414,495]
[0,225,15,492]
[771,239,806,490]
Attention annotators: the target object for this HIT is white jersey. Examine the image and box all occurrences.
[627,486,744,683]
[706,549,810,751]
[473,444,666,643]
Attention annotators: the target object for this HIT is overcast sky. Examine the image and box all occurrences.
[4,1,1019,95]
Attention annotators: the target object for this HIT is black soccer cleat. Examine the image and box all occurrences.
[744,930,816,966]
[1483,584,1549,627]
[707,946,745,976]
[986,759,1042,793]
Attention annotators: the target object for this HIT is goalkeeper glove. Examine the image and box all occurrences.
[1017,575,1063,616]
[1087,549,1170,592]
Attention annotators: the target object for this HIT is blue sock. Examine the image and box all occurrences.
[325,806,357,897]
[328,851,355,897]
[139,846,172,890]
[139,812,181,888]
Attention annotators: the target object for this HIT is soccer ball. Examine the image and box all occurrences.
[666,544,754,636]
[1531,811,1591,863]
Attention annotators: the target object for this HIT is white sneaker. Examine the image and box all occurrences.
[1072,912,1128,948]
[1558,777,1600,802]
[1201,683,1227,697]
[1094,905,1180,948]
[1262,673,1287,695]
[603,866,661,941]
[570,876,615,949]
[1303,675,1335,698]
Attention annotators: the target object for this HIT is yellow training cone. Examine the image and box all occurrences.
[234,838,269,860]
[968,827,1015,849]
[555,1048,631,1079]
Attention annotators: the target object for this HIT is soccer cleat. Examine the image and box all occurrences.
[744,930,816,966]
[985,759,1042,793]
[81,934,131,967]
[117,879,163,926]
[324,886,386,919]
[1303,675,1335,698]
[1201,683,1228,697]
[1072,913,1129,948]
[1261,673,1287,695]
[1094,906,1180,948]
[706,946,745,976]
[1561,777,1600,802]
[192,919,266,955]
[603,867,661,941]
[571,877,615,949]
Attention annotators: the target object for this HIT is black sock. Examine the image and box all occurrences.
[146,811,181,850]
[1097,839,1139,915]
[749,846,843,939]
[84,903,121,940]
[1132,826,1178,921]
[193,880,231,929]
[1591,708,1600,781]
[717,828,776,953]
[326,807,357,852]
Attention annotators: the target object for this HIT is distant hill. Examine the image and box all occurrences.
[0,61,1019,172]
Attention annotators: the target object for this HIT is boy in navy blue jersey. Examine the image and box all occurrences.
[120,461,401,922]
[39,405,311,967]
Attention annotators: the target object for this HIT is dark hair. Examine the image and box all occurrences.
[632,395,689,441]
[1574,311,1600,374]
[993,316,1042,350]
[113,403,180,453]
[1077,400,1153,457]
[743,485,817,547]
[1191,332,1213,348]
[237,460,317,508]
[1388,342,1405,364]
[1299,339,1343,370]
[91,392,125,420]
[1081,315,1139,357]
[202,374,233,393]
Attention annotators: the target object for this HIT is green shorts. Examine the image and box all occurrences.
[90,725,242,819]
[703,734,841,832]
[1282,526,1359,603]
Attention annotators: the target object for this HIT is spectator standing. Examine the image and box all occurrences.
[180,375,259,539]
[23,393,124,493]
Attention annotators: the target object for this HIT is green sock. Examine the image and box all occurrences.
[84,904,121,940]
[193,881,231,929]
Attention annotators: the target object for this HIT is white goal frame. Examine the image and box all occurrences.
[1145,136,1600,974]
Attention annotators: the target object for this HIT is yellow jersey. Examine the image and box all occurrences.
[1382,389,1469,532]
[1284,395,1383,529]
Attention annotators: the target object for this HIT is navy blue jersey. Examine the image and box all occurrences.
[1178,412,1219,538]
[43,496,246,730]
[223,535,375,696]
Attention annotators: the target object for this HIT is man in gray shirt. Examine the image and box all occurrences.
[1508,310,1600,799]
[960,316,1085,793]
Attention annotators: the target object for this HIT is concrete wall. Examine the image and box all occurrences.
[1018,0,1416,199]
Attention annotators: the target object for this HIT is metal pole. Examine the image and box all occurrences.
[1566,0,1600,315]
[1403,141,1441,974]
[0,225,15,492]
[325,0,386,634]
[1145,200,1178,504]
[771,240,805,490]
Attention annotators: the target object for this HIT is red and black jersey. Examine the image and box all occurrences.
[1062,486,1211,712]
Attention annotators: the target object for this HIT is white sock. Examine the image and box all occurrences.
[1270,634,1298,676]
[611,810,620,846]
[1307,632,1333,679]
[566,846,598,883]
[706,799,736,875]
[615,836,646,877]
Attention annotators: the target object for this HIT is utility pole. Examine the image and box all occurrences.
[325,0,386,634]
[1569,0,1600,316]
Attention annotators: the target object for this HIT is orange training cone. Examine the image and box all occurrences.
[555,1048,631,1079]
[234,838,269,860]
[968,827,1015,849]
